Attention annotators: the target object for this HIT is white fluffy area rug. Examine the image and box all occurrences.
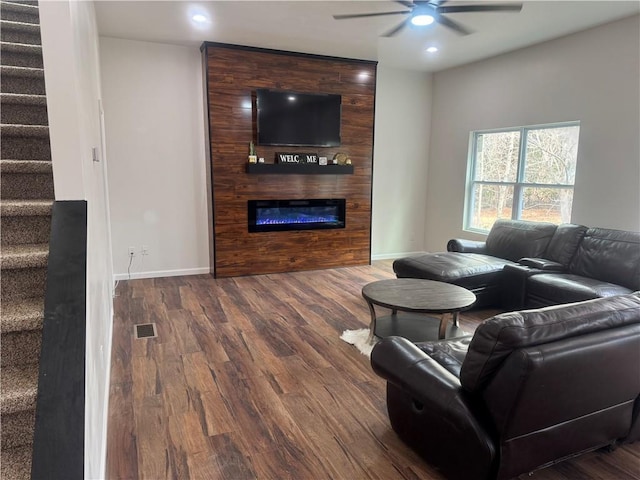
[340,328,378,357]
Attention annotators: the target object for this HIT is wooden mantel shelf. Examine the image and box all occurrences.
[246,163,354,174]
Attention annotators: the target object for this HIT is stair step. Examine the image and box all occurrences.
[0,19,41,45]
[1,94,48,126]
[1,409,35,450]
[0,42,43,68]
[0,65,43,79]
[0,159,53,200]
[0,199,52,217]
[1,171,54,200]
[1,328,41,367]
[0,65,45,95]
[0,125,50,160]
[1,298,44,333]
[0,124,48,137]
[0,243,49,269]
[0,444,32,480]
[1,211,51,245]
[0,266,46,301]
[1,160,53,200]
[0,363,38,415]
[0,159,51,173]
[3,0,39,5]
[0,1,39,25]
[0,92,46,106]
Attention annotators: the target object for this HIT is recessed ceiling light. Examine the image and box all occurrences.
[426,46,439,53]
[192,13,208,24]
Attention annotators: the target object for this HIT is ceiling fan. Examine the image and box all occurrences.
[333,1,523,37]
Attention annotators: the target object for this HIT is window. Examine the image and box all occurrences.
[465,122,580,232]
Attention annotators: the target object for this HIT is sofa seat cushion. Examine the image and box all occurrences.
[527,274,633,305]
[416,336,472,378]
[393,253,516,290]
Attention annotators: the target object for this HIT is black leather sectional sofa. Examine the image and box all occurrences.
[376,219,640,479]
[371,292,640,480]
[392,219,640,309]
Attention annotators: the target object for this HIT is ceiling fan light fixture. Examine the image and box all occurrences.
[411,13,435,26]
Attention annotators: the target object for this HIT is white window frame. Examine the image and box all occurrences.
[464,121,580,234]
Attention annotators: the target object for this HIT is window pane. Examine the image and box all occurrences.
[520,187,573,224]
[473,131,520,182]
[523,125,580,185]
[469,184,514,230]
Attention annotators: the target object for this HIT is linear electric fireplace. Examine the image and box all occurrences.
[248,199,346,233]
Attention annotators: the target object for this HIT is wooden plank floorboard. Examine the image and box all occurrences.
[107,261,640,479]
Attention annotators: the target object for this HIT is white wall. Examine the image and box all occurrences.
[372,67,432,258]
[426,15,640,251]
[39,1,114,478]
[99,37,209,279]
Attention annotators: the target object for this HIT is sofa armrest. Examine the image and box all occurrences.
[518,257,566,271]
[501,264,552,310]
[371,336,463,395]
[447,239,488,253]
[371,336,496,480]
[371,336,492,434]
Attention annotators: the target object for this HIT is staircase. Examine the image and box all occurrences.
[0,0,54,478]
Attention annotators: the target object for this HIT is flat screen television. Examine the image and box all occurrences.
[256,89,341,147]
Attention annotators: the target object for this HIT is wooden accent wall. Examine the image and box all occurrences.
[202,43,377,278]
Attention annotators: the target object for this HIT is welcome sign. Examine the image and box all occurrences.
[275,152,318,164]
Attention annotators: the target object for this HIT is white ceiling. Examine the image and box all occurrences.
[95,1,640,72]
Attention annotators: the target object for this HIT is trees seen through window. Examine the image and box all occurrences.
[466,123,580,232]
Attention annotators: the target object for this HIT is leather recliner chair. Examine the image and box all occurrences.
[371,293,640,480]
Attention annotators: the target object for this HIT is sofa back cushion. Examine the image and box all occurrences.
[569,228,640,290]
[485,220,557,262]
[460,292,640,393]
[543,223,587,266]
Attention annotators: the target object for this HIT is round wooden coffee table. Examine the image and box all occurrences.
[361,278,477,344]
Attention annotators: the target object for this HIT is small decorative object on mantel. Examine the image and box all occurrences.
[258,157,265,163]
[319,156,328,166]
[275,152,318,164]
[334,153,351,165]
[248,141,257,164]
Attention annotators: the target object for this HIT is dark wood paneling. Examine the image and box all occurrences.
[203,44,377,277]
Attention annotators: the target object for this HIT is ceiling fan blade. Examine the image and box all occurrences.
[393,0,415,8]
[438,3,522,14]
[436,14,473,35]
[333,11,410,20]
[382,17,413,37]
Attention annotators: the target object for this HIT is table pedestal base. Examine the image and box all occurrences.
[369,312,467,344]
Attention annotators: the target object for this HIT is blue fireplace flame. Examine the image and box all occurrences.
[248,199,345,232]
[256,207,340,226]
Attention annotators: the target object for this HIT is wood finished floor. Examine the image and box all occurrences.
[107,261,640,480]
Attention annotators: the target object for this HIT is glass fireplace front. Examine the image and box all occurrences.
[248,199,346,233]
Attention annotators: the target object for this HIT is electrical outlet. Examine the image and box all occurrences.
[128,247,135,256]
[141,245,149,256]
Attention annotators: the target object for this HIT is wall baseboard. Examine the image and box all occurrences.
[371,251,425,261]
[113,267,210,281]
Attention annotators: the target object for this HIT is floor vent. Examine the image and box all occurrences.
[134,323,157,339]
